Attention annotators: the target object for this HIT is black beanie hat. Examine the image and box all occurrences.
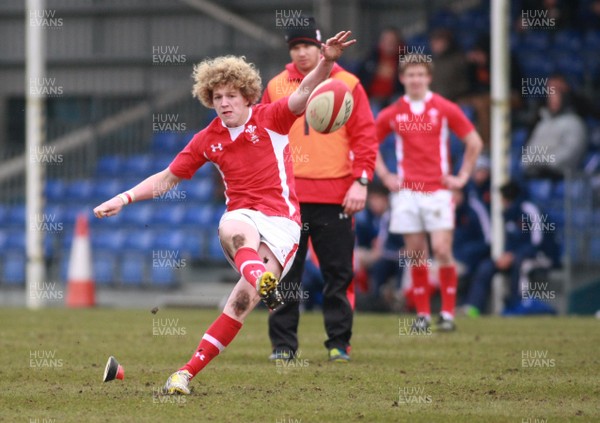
[284,16,322,49]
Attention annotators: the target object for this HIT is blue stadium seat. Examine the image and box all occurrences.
[522,31,551,50]
[120,203,153,227]
[404,34,429,51]
[6,204,26,226]
[460,104,476,122]
[554,30,583,52]
[184,178,214,202]
[178,130,197,145]
[183,205,214,227]
[554,54,585,87]
[91,229,125,251]
[457,8,489,32]
[589,238,600,261]
[450,133,465,173]
[152,229,185,251]
[121,155,154,177]
[96,156,124,178]
[122,229,154,251]
[428,10,458,30]
[65,180,95,202]
[152,132,181,154]
[583,152,600,174]
[6,230,25,251]
[151,265,177,287]
[571,209,589,229]
[0,205,8,229]
[519,52,555,78]
[512,128,529,150]
[2,250,26,285]
[44,204,64,224]
[120,252,146,286]
[0,231,8,252]
[553,181,565,199]
[93,250,118,286]
[207,235,226,262]
[527,180,553,203]
[211,205,227,226]
[567,237,583,263]
[151,204,185,226]
[150,155,174,174]
[92,179,122,201]
[584,30,600,50]
[45,179,66,202]
[181,230,205,259]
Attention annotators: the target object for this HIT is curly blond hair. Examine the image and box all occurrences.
[191,55,262,108]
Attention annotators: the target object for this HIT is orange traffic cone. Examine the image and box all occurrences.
[103,356,125,382]
[66,213,95,307]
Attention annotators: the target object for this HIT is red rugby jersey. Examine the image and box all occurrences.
[375,91,474,192]
[169,97,301,224]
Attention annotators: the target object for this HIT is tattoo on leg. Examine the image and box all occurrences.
[232,234,245,250]
[232,291,250,317]
[263,256,268,263]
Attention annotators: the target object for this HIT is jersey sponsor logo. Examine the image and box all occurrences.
[210,143,223,152]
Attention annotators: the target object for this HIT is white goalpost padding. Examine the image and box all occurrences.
[490,0,511,314]
[25,0,46,309]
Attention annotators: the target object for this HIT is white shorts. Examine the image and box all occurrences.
[219,209,301,279]
[389,189,455,234]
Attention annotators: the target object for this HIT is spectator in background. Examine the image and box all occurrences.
[357,27,405,109]
[469,154,491,210]
[355,181,404,311]
[580,0,600,29]
[429,28,469,102]
[452,187,491,301]
[532,74,600,120]
[461,35,490,146]
[463,180,558,316]
[522,80,587,180]
[460,35,523,146]
[518,0,579,30]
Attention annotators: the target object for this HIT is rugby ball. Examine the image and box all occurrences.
[306,78,354,134]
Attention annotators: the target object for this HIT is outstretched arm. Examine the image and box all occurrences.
[93,168,182,218]
[287,31,356,115]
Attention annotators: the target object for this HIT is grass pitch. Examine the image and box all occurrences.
[0,308,598,422]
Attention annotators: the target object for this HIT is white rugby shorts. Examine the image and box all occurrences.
[389,189,455,234]
[218,209,300,279]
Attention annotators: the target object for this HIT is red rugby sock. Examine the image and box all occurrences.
[234,247,266,288]
[439,265,458,319]
[180,313,242,378]
[411,265,430,319]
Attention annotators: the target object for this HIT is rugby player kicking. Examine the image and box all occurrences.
[93,31,355,394]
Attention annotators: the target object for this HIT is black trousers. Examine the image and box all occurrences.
[268,203,355,352]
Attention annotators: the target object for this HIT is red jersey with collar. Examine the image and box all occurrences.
[169,97,301,224]
[375,91,474,192]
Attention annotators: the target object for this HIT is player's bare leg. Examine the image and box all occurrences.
[430,229,457,331]
[164,242,283,395]
[403,232,431,331]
